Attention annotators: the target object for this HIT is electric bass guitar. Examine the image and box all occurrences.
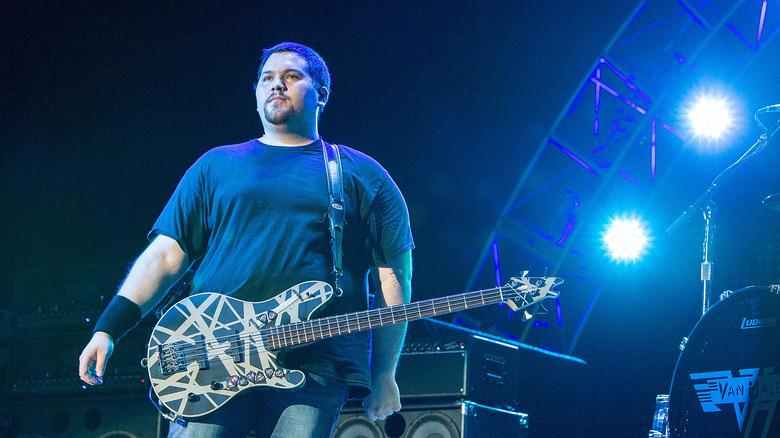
[145,275,562,420]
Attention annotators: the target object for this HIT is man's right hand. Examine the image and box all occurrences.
[78,331,114,385]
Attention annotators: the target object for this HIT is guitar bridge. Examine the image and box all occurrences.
[158,336,209,375]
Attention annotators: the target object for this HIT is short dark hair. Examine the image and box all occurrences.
[257,42,331,106]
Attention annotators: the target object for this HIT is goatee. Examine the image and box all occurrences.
[264,106,293,125]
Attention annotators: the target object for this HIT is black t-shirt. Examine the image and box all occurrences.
[149,139,414,396]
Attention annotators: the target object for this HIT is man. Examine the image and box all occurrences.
[78,42,414,438]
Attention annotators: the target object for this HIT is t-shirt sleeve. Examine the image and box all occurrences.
[368,174,415,266]
[148,157,211,260]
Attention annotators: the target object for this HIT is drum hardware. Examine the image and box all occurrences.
[678,337,687,352]
[667,286,780,437]
[660,111,780,437]
[762,193,780,211]
[666,114,780,316]
[649,394,669,438]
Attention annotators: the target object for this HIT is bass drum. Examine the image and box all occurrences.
[668,286,780,438]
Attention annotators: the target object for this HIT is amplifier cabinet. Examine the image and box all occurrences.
[6,264,156,399]
[0,396,164,438]
[333,401,528,438]
[397,335,520,409]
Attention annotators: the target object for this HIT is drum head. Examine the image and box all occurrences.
[668,286,780,437]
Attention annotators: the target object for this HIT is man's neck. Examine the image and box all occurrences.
[260,107,320,146]
[259,132,320,147]
[260,116,320,146]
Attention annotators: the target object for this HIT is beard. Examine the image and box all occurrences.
[263,101,294,125]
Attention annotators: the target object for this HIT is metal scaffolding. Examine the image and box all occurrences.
[464,0,780,354]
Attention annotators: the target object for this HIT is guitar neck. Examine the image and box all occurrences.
[263,286,511,349]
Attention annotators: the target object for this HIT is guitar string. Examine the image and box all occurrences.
[153,286,537,365]
[155,294,516,368]
[153,286,543,366]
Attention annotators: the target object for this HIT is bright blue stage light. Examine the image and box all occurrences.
[602,215,650,263]
[679,83,745,152]
[686,96,733,140]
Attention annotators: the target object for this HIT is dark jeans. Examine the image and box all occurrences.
[167,372,350,438]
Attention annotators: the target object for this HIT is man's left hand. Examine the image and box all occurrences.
[363,373,401,422]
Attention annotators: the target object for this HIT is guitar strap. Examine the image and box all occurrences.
[321,140,345,296]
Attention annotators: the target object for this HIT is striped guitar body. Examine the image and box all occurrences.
[146,275,562,422]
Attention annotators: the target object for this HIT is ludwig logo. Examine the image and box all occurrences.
[691,368,780,437]
[741,316,777,329]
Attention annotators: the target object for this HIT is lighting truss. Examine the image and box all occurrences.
[465,0,780,353]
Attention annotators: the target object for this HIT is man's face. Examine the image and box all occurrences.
[255,52,324,127]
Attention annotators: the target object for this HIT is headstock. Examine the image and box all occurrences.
[503,275,563,312]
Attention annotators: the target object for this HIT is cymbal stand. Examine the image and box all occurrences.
[667,121,780,316]
[700,200,715,315]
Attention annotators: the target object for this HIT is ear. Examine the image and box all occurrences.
[317,86,329,106]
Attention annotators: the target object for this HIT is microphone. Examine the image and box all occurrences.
[756,104,780,114]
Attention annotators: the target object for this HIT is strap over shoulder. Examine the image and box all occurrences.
[321,140,345,296]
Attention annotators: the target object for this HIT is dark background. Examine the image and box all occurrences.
[2,1,779,437]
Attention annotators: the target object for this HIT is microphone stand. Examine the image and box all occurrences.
[666,121,780,316]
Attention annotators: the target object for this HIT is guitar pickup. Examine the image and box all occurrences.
[158,336,209,375]
[227,333,245,363]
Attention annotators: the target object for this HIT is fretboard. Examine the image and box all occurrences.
[263,286,518,349]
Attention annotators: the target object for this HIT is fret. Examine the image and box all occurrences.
[447,295,457,313]
[287,326,298,346]
[464,293,472,310]
[269,328,281,348]
[275,327,285,346]
[313,319,324,343]
[257,279,556,351]
[356,312,366,331]
[357,312,367,332]
[308,321,316,341]
[297,322,307,344]
[336,314,347,336]
[342,313,353,333]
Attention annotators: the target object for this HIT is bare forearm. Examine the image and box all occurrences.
[370,251,413,376]
[118,235,189,316]
[80,235,188,385]
[363,251,412,421]
[371,322,408,376]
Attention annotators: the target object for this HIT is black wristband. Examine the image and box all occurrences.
[92,295,143,341]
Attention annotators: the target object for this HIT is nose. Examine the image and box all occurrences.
[270,76,286,92]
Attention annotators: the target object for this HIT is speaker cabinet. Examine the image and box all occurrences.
[0,396,165,438]
[333,401,528,438]
[398,335,520,409]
